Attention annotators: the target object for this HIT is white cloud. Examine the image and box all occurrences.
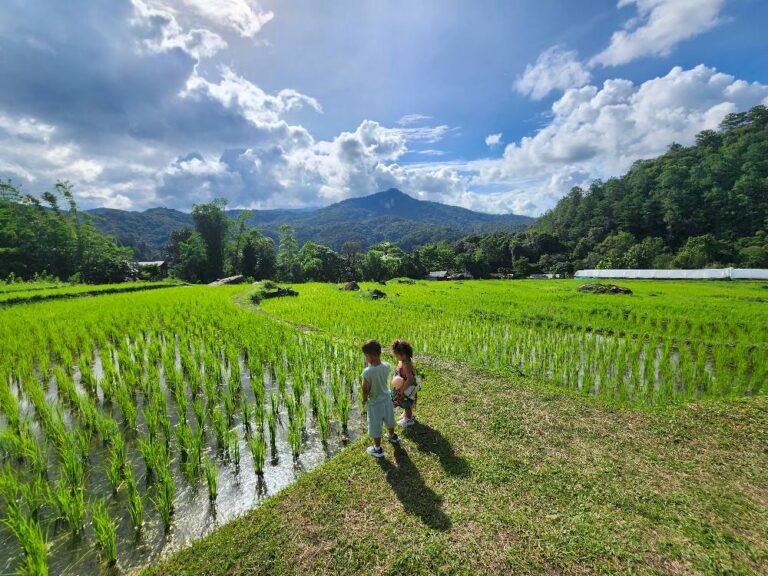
[0,113,55,143]
[182,66,322,130]
[592,0,726,67]
[131,0,228,60]
[485,133,502,148]
[178,0,274,38]
[396,113,432,126]
[515,45,591,100]
[471,64,768,214]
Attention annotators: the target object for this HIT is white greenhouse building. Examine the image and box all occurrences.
[574,268,768,280]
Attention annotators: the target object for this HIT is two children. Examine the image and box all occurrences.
[361,338,417,458]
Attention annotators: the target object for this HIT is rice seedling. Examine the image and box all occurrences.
[335,384,350,432]
[241,397,253,436]
[211,406,228,450]
[317,394,331,446]
[19,475,50,522]
[52,479,86,534]
[3,500,48,576]
[248,433,266,476]
[266,405,278,459]
[91,498,118,566]
[151,470,175,532]
[193,396,206,433]
[288,416,302,460]
[106,451,122,494]
[204,457,218,503]
[228,428,241,470]
[126,469,143,534]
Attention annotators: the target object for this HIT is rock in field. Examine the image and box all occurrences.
[578,283,632,295]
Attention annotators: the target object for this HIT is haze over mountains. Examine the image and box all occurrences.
[89,189,534,260]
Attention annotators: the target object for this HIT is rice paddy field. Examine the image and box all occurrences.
[0,279,766,575]
[263,280,768,404]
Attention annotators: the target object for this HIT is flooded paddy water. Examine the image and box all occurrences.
[0,342,364,575]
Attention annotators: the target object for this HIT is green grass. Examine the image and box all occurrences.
[144,354,768,575]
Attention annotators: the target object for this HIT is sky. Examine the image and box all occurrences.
[1,0,767,216]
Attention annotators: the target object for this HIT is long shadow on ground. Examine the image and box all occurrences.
[405,421,470,477]
[377,443,451,531]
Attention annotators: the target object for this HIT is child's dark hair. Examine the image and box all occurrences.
[391,339,413,359]
[362,339,382,355]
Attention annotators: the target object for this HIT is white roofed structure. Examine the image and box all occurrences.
[574,268,768,280]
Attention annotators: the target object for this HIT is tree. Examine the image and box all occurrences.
[340,240,362,280]
[164,228,193,268]
[673,234,728,268]
[276,224,301,282]
[191,199,229,282]
[624,237,668,269]
[240,229,276,280]
[0,181,132,282]
[593,232,636,269]
[175,233,208,283]
[298,241,345,282]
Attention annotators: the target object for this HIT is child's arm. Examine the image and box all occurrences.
[362,378,370,404]
[402,362,416,387]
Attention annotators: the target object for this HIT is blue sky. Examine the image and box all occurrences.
[0,0,767,215]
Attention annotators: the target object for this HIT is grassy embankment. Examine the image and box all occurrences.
[145,284,768,575]
[0,281,181,306]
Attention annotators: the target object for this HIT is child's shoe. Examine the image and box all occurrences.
[367,445,384,458]
[397,416,415,427]
[387,433,400,444]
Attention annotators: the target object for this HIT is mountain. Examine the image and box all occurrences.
[88,189,535,259]
[88,207,194,261]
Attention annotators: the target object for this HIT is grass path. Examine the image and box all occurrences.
[144,307,768,576]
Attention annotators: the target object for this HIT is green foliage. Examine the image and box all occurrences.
[276,224,301,282]
[535,105,768,270]
[0,180,133,282]
[192,199,230,282]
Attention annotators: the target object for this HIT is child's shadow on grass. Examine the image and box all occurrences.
[377,443,451,531]
[406,421,470,477]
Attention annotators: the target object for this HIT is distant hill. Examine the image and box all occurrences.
[532,105,768,270]
[88,189,535,259]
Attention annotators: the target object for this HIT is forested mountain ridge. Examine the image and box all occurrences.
[88,188,534,259]
[531,105,768,270]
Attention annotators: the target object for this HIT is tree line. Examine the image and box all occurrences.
[2,105,766,284]
[0,181,133,283]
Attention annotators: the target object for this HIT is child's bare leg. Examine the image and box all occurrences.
[373,437,382,447]
[387,427,395,437]
[405,407,413,420]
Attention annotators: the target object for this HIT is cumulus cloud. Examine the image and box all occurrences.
[592,0,726,67]
[176,0,274,38]
[470,64,768,214]
[485,133,502,148]
[515,45,591,100]
[131,0,228,59]
[516,1,728,102]
[182,66,321,139]
[153,117,464,209]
